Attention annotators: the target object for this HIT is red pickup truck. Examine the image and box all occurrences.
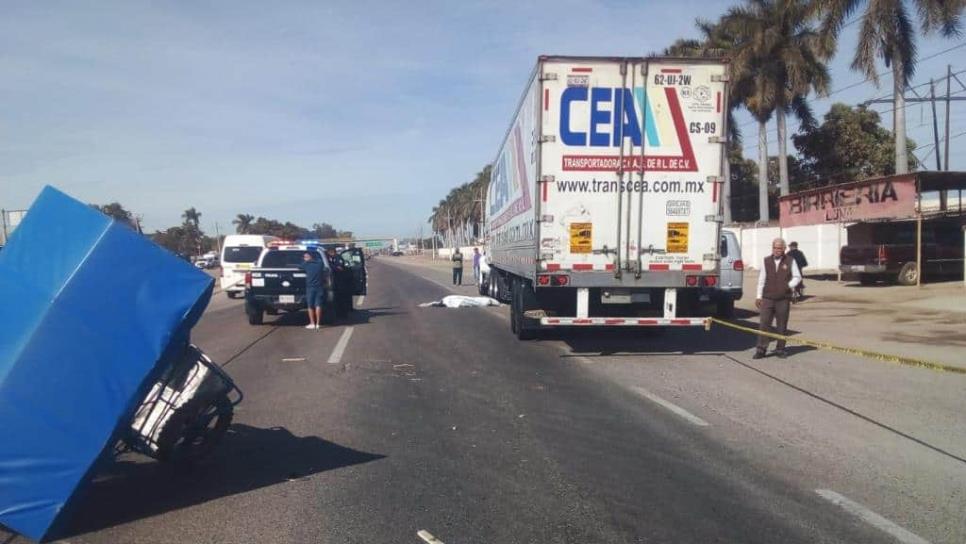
[839,220,964,285]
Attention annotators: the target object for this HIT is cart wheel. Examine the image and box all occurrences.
[157,394,233,465]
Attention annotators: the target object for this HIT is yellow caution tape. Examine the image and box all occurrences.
[709,317,966,375]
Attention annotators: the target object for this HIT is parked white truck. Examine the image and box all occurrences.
[485,56,729,339]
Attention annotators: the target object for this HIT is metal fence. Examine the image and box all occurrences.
[1,209,27,245]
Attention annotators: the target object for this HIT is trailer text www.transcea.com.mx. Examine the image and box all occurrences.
[555,179,706,193]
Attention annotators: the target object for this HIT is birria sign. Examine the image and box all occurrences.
[779,175,918,227]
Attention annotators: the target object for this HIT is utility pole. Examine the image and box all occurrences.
[863,70,966,174]
[945,65,952,171]
[478,185,485,244]
[930,79,942,171]
[930,79,947,211]
[446,209,453,249]
[214,222,223,255]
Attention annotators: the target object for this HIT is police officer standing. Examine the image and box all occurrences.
[754,238,802,359]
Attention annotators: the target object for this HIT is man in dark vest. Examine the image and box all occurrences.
[754,238,802,359]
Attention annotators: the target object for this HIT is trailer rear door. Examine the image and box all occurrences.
[539,58,727,276]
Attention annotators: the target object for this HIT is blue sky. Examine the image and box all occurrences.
[2,1,964,236]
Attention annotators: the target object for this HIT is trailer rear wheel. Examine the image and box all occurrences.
[497,272,511,304]
[511,279,538,340]
[715,298,735,318]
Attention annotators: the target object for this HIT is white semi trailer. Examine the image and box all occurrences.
[484,56,729,339]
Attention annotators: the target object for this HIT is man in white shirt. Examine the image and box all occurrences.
[754,238,802,359]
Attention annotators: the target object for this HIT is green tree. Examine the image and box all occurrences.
[182,207,201,228]
[313,223,338,239]
[816,0,964,174]
[429,164,491,248]
[91,202,136,228]
[792,103,918,184]
[727,143,778,222]
[179,207,204,255]
[232,213,254,234]
[664,19,749,223]
[723,0,831,221]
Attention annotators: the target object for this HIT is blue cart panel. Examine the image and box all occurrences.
[0,186,213,541]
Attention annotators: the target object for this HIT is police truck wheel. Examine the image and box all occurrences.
[246,305,263,325]
[897,262,918,286]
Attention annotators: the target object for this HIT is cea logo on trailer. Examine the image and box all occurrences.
[559,87,651,147]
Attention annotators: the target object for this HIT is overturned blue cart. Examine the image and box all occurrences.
[0,187,242,541]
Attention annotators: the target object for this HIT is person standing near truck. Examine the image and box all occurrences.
[754,238,802,359]
[452,248,464,285]
[786,241,808,302]
[472,247,481,285]
[300,252,326,330]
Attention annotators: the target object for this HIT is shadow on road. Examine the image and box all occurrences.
[54,425,384,540]
[263,306,405,327]
[552,308,808,357]
[556,325,760,356]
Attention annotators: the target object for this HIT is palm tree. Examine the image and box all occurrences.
[182,207,202,228]
[723,0,831,197]
[744,82,778,223]
[816,0,964,174]
[664,19,749,223]
[233,213,254,234]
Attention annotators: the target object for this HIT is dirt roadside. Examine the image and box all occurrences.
[734,272,966,370]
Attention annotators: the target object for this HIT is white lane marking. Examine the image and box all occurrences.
[281,357,306,363]
[417,530,445,544]
[631,387,709,427]
[816,490,931,544]
[356,295,365,307]
[327,327,355,364]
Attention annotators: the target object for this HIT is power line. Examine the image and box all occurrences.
[914,129,966,151]
[736,40,966,130]
[741,65,966,154]
[862,67,966,104]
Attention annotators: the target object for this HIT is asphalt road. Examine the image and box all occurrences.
[4,259,964,543]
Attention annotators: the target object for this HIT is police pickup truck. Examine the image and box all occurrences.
[243,241,367,325]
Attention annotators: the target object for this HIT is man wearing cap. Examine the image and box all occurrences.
[754,238,802,359]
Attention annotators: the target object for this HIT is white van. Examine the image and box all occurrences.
[715,230,744,316]
[220,235,279,298]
